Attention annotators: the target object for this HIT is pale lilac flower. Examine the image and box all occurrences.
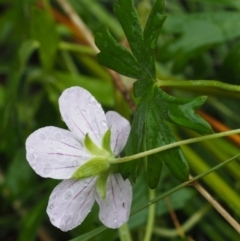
[26,87,132,231]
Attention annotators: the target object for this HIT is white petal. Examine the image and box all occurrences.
[47,178,96,232]
[106,111,130,155]
[26,127,91,179]
[95,173,132,229]
[59,87,108,146]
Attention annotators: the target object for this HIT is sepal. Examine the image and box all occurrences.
[85,134,107,156]
[72,157,110,179]
[96,171,110,200]
[102,129,113,154]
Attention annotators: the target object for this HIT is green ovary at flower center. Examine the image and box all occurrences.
[71,130,115,179]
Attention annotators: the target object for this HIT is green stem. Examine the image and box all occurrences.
[131,152,240,215]
[143,188,156,241]
[109,129,240,164]
[143,151,156,241]
[157,79,240,92]
[58,42,95,55]
[118,223,133,241]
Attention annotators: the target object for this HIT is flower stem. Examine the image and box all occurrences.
[143,151,156,241]
[143,188,156,241]
[109,129,240,164]
[118,223,133,241]
[157,79,240,92]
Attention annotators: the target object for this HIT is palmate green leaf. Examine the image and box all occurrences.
[154,89,213,135]
[114,0,153,78]
[143,0,166,64]
[121,86,189,186]
[145,103,189,188]
[167,96,213,135]
[96,0,166,84]
[95,27,142,79]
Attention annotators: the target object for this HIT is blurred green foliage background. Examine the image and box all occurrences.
[0,0,240,240]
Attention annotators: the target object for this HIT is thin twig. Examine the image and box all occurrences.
[190,175,240,234]
[56,0,97,52]
[165,197,185,238]
[153,205,209,238]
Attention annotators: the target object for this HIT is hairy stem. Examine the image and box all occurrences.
[157,79,240,93]
[110,129,240,164]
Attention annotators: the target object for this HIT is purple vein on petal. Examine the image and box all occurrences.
[110,177,117,209]
[47,153,87,158]
[77,105,97,137]
[69,180,79,188]
[114,174,123,193]
[67,177,95,210]
[90,106,102,140]
[113,131,122,154]
[78,181,95,210]
[49,166,78,170]
[49,138,83,150]
[71,117,85,136]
